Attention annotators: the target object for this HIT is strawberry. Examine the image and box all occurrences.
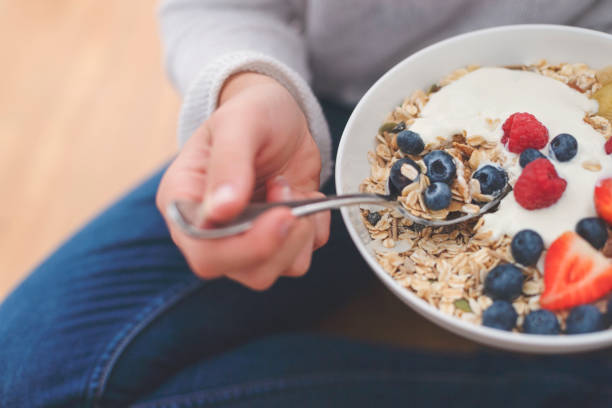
[514,158,567,210]
[595,178,612,224]
[605,137,612,155]
[501,112,549,154]
[540,232,612,310]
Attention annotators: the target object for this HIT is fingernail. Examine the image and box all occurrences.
[278,217,294,239]
[273,175,289,186]
[274,175,292,201]
[205,183,236,214]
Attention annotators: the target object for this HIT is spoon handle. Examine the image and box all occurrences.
[286,193,391,217]
[168,194,391,239]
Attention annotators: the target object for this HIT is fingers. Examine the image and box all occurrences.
[266,175,293,202]
[282,222,316,277]
[226,217,314,289]
[202,112,261,223]
[266,178,330,279]
[308,191,331,250]
[178,207,297,278]
[156,125,212,212]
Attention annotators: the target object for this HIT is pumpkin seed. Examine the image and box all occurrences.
[454,298,472,313]
[378,122,397,134]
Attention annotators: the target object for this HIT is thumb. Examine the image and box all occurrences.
[202,115,259,223]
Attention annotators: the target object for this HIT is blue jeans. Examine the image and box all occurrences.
[1,101,611,407]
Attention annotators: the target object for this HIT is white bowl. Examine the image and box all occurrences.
[336,25,612,353]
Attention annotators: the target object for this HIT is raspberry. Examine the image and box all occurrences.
[514,158,567,210]
[501,112,549,154]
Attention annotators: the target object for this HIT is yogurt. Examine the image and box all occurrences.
[409,67,610,245]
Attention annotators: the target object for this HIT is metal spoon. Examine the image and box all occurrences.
[167,181,511,239]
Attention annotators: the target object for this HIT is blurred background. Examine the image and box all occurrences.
[0,0,180,299]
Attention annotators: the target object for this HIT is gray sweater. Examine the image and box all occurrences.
[158,0,612,183]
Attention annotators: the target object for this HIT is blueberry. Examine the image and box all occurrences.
[549,133,578,162]
[565,305,607,334]
[423,182,451,210]
[484,264,524,301]
[389,158,420,192]
[522,310,561,335]
[576,217,608,250]
[396,130,424,155]
[472,165,508,195]
[366,211,381,226]
[511,229,544,266]
[482,301,518,331]
[519,148,546,168]
[423,150,456,184]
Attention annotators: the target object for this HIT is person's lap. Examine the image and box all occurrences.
[1,101,611,407]
[132,333,612,408]
[0,160,380,407]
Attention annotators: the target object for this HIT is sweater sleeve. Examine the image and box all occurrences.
[158,0,332,185]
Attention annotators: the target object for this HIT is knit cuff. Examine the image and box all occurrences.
[177,51,332,186]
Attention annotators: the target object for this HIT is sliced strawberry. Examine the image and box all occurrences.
[594,178,612,224]
[540,231,612,310]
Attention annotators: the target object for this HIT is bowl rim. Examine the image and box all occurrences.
[335,24,612,353]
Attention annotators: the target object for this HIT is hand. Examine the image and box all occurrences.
[156,73,330,290]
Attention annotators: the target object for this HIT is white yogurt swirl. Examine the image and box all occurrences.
[409,67,610,245]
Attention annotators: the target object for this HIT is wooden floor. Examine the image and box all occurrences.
[0,0,179,297]
[0,0,475,351]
